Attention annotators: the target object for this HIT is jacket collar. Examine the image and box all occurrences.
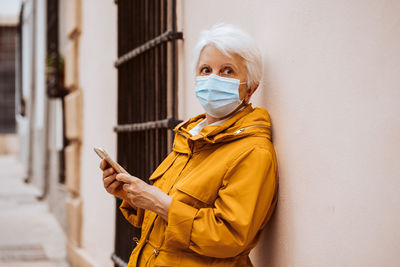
[173,104,272,154]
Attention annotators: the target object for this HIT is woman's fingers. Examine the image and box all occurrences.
[116,173,139,184]
[102,167,115,178]
[107,179,122,193]
[104,174,123,195]
[99,159,107,170]
[103,173,117,188]
[100,162,128,199]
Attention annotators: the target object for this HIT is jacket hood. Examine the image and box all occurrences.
[173,104,272,154]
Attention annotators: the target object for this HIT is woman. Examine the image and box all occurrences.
[100,23,279,267]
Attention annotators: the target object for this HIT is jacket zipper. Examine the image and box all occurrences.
[234,125,271,135]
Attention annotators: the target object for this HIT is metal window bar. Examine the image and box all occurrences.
[111,253,127,267]
[45,0,67,185]
[113,0,182,265]
[114,30,182,68]
[114,117,181,133]
[17,4,25,117]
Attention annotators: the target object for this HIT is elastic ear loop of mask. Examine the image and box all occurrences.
[213,81,251,120]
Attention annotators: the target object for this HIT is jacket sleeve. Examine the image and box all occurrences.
[119,200,145,228]
[119,152,178,229]
[163,147,278,258]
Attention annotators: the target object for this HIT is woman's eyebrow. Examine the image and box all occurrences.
[221,63,238,70]
[198,63,210,69]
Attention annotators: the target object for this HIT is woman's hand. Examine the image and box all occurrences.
[99,159,127,200]
[116,173,172,222]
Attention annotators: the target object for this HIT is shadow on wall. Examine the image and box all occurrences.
[247,53,284,267]
[250,203,282,267]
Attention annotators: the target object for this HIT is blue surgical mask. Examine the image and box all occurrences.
[195,74,247,118]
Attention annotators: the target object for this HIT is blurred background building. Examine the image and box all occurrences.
[0,0,399,267]
[0,0,19,154]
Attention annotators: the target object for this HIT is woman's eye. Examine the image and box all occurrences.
[200,67,211,75]
[222,67,233,75]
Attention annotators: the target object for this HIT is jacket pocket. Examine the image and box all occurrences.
[173,163,225,208]
[174,186,211,209]
[174,180,220,209]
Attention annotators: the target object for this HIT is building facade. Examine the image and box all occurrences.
[17,0,400,266]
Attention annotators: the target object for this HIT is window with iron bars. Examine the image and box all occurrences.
[112,0,182,266]
[0,26,17,134]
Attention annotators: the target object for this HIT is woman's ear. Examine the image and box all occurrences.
[250,82,259,96]
[245,82,259,103]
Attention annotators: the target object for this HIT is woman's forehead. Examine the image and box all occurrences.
[198,45,244,67]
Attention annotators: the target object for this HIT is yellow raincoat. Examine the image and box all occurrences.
[120,104,279,267]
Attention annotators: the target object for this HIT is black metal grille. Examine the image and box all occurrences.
[46,0,67,184]
[46,0,68,99]
[16,5,25,117]
[0,26,17,134]
[114,0,182,265]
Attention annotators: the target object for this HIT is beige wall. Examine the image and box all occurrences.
[178,0,400,266]
[78,0,117,266]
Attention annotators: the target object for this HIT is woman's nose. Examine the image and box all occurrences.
[210,71,220,77]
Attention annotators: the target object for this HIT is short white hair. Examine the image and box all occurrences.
[193,23,263,91]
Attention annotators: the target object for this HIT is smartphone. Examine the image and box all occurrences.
[94,147,127,174]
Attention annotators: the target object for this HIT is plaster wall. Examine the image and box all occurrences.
[47,0,68,228]
[31,0,46,196]
[18,0,33,173]
[78,0,118,266]
[178,0,400,266]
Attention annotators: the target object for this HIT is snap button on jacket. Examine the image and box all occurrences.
[120,104,279,267]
